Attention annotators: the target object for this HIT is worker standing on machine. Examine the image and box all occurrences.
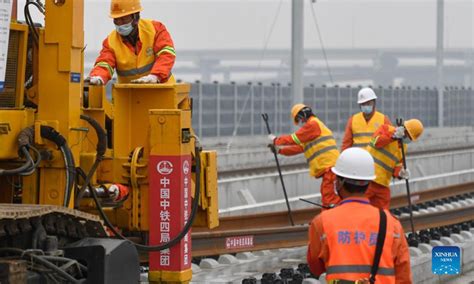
[307,147,412,283]
[341,87,391,151]
[268,104,340,207]
[366,119,424,209]
[89,0,176,85]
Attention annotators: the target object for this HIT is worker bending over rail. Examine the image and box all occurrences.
[366,119,424,209]
[341,87,391,151]
[269,104,340,207]
[89,0,176,85]
[307,147,412,283]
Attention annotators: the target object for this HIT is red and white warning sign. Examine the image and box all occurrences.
[149,155,191,272]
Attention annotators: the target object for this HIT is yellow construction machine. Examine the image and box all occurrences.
[0,0,218,283]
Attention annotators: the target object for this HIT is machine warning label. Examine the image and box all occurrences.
[225,236,254,250]
[0,0,12,91]
[70,73,81,83]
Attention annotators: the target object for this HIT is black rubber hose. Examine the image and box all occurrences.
[85,147,201,252]
[0,147,33,176]
[24,1,41,44]
[75,115,107,207]
[0,248,83,283]
[41,255,88,272]
[78,115,202,251]
[39,126,75,207]
[79,115,107,157]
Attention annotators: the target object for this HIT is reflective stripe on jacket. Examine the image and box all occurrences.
[319,199,398,283]
[351,111,385,148]
[367,135,406,187]
[299,117,339,177]
[108,19,163,83]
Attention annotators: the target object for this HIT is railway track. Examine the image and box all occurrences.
[191,182,474,257]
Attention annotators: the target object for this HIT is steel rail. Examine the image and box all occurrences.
[191,182,474,257]
[196,182,474,232]
[192,204,474,257]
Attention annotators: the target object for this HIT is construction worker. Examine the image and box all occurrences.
[341,87,391,151]
[268,104,340,207]
[89,0,176,85]
[307,147,412,283]
[366,119,424,209]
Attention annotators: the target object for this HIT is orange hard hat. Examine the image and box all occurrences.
[110,0,143,19]
[404,119,423,141]
[291,104,307,125]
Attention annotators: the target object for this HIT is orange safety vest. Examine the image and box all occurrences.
[108,19,157,83]
[367,139,406,187]
[351,111,385,148]
[321,199,398,283]
[293,116,339,177]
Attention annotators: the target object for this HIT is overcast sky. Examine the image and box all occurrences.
[18,0,473,52]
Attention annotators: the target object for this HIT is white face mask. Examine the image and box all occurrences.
[115,22,134,36]
[360,105,373,114]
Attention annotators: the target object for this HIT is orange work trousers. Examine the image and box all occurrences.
[319,170,341,208]
[365,181,391,209]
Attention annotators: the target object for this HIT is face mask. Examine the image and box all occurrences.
[403,137,411,144]
[360,105,373,114]
[115,22,134,36]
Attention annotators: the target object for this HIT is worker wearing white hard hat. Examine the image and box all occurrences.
[341,87,391,151]
[307,147,412,283]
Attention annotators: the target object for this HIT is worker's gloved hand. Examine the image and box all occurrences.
[399,168,411,179]
[89,76,104,86]
[392,126,406,139]
[267,143,280,154]
[131,74,159,84]
[268,134,276,143]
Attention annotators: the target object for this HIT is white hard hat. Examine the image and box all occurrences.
[331,147,375,181]
[357,87,377,104]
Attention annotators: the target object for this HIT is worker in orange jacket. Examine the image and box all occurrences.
[269,104,340,207]
[89,0,176,85]
[342,87,391,151]
[307,147,412,283]
[366,119,424,209]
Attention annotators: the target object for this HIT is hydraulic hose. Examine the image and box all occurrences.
[75,115,107,208]
[39,126,76,207]
[78,115,201,252]
[0,147,33,176]
[0,248,83,284]
[0,126,43,176]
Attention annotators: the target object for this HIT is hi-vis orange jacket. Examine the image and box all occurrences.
[90,19,175,84]
[341,111,391,151]
[307,197,412,283]
[274,116,339,178]
[366,124,407,187]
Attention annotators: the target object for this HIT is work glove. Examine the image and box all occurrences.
[267,143,280,154]
[268,134,276,143]
[131,74,159,84]
[89,76,104,85]
[398,168,411,180]
[392,126,405,139]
